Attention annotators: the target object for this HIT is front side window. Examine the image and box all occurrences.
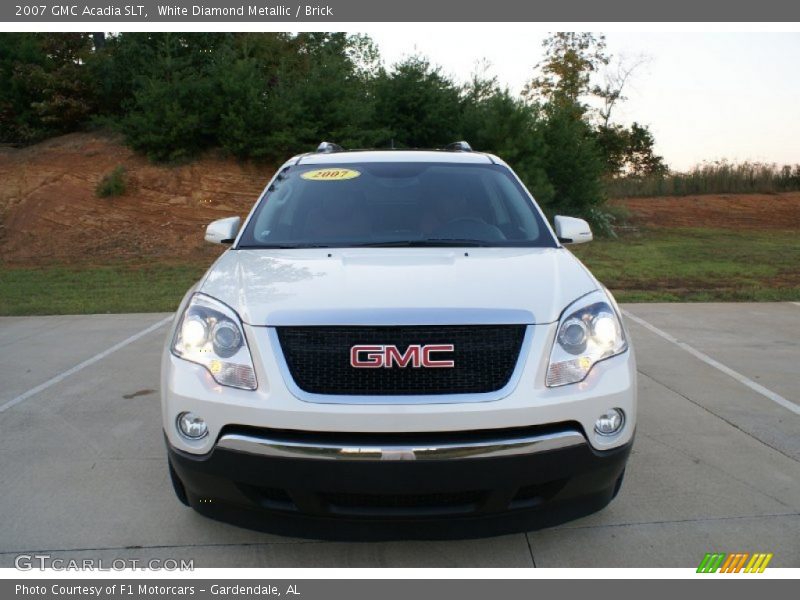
[237,162,556,248]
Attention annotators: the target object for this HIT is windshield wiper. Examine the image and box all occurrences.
[242,239,496,249]
[241,243,333,249]
[351,239,493,248]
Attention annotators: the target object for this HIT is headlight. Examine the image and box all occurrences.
[171,293,257,390]
[546,290,627,387]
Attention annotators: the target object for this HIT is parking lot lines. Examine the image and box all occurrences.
[622,309,800,416]
[0,315,173,414]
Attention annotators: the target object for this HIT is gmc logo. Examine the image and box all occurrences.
[350,344,455,368]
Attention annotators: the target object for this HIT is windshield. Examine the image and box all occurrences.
[237,161,556,248]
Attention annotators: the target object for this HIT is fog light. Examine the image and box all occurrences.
[177,412,208,439]
[595,408,624,436]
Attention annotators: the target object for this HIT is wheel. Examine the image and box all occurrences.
[168,459,190,506]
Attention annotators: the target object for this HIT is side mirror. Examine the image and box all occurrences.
[205,216,241,245]
[554,215,593,245]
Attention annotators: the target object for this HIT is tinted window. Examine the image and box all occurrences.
[237,162,556,248]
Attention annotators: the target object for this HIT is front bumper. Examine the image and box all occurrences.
[167,424,632,540]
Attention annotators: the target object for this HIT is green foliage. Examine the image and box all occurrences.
[0,33,44,143]
[373,56,461,148]
[255,33,387,157]
[115,33,231,162]
[214,53,275,159]
[540,101,607,229]
[596,122,667,177]
[96,165,128,198]
[0,33,96,143]
[121,80,209,162]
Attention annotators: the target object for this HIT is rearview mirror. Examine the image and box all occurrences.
[554,215,593,245]
[205,216,241,245]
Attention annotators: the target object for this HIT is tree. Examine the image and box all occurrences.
[540,101,606,218]
[524,33,668,180]
[625,123,667,176]
[252,33,386,157]
[595,122,667,177]
[0,33,96,143]
[523,33,609,108]
[214,53,274,159]
[29,33,97,131]
[0,33,47,143]
[521,33,611,229]
[373,56,461,148]
[117,33,232,161]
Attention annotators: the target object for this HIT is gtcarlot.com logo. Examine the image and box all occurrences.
[696,552,773,573]
[14,554,194,571]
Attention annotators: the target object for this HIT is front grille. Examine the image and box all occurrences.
[276,325,526,395]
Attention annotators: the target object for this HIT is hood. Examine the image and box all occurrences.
[199,247,599,326]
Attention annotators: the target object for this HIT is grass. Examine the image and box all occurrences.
[0,262,208,316]
[1,227,798,315]
[607,161,800,198]
[571,227,800,302]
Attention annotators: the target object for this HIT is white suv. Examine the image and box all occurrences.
[161,142,636,539]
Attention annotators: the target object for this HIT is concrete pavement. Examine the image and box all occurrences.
[0,304,798,567]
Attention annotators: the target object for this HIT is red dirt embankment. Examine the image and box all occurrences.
[0,132,273,265]
[2,132,799,266]
[611,194,800,231]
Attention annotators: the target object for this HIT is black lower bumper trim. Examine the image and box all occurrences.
[166,429,632,541]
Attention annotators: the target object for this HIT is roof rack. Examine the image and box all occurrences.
[444,141,473,152]
[316,141,343,154]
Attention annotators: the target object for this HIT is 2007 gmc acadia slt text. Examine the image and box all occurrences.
[162,141,636,539]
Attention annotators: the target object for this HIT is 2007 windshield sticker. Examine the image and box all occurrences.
[301,168,361,181]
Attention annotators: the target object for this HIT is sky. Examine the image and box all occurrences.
[363,28,800,171]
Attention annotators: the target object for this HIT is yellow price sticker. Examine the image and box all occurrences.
[301,168,361,181]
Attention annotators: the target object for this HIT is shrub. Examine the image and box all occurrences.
[96,165,127,198]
